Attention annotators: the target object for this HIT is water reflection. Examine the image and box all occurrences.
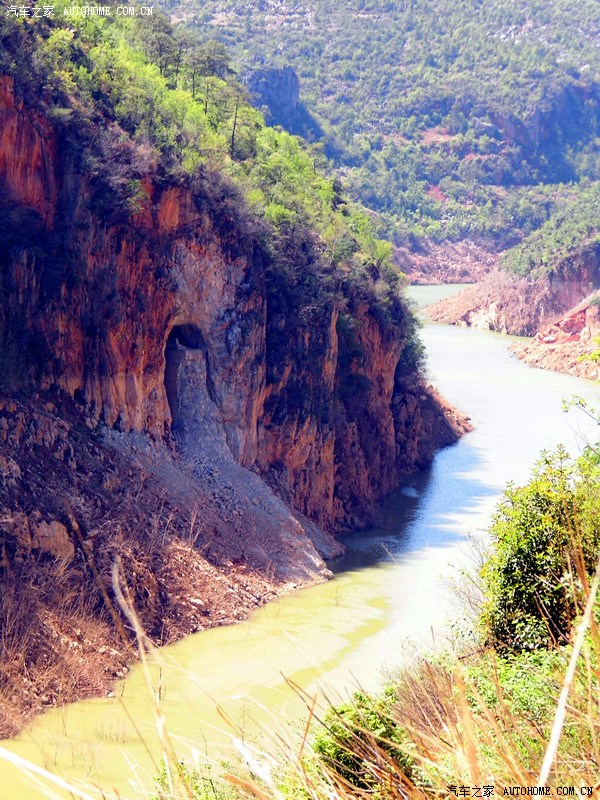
[331,435,499,572]
[2,286,600,800]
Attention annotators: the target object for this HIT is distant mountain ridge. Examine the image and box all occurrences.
[162,0,600,251]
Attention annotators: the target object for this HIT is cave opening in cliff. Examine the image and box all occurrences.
[164,324,206,430]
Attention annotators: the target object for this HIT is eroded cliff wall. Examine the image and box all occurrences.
[510,297,600,379]
[0,73,471,732]
[0,74,467,534]
[425,247,600,338]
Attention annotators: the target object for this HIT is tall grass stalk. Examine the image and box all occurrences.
[537,557,600,787]
[2,549,600,798]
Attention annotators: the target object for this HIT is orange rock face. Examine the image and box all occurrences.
[0,76,57,225]
[0,76,467,534]
[510,299,600,380]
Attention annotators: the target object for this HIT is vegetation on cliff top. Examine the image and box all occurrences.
[0,3,421,360]
[155,0,600,255]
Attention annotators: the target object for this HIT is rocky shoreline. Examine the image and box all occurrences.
[509,300,600,381]
[422,259,600,381]
[396,240,499,286]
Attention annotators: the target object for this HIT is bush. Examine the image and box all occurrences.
[311,687,415,792]
[480,448,600,651]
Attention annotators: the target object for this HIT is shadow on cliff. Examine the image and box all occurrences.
[329,434,498,574]
[245,66,324,142]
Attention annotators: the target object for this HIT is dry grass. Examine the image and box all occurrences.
[0,495,286,740]
[2,558,600,799]
[0,573,600,800]
[0,557,126,738]
[279,562,600,800]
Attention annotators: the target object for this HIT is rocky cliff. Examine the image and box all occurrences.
[0,74,469,731]
[425,244,600,337]
[244,65,323,140]
[246,66,300,120]
[509,296,600,380]
[0,73,467,533]
[422,242,600,380]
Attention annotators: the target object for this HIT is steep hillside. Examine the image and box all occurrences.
[162,0,600,248]
[425,186,600,367]
[0,11,468,732]
[501,182,600,278]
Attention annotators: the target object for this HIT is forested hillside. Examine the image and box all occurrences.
[502,182,600,278]
[0,2,415,334]
[159,0,600,257]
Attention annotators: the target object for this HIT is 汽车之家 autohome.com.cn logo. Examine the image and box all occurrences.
[5,5,54,15]
[447,788,599,797]
[5,5,154,16]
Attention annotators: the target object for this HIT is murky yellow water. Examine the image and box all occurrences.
[2,284,599,799]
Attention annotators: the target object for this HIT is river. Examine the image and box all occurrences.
[2,284,600,799]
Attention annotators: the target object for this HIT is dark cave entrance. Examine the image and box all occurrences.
[164,324,206,429]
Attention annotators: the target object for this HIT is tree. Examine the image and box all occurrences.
[481,448,600,651]
[184,40,232,87]
[138,14,179,80]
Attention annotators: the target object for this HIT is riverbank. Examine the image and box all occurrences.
[0,393,334,740]
[509,297,600,380]
[0,373,468,741]
[1,42,469,749]
[3,288,600,799]
[422,250,600,380]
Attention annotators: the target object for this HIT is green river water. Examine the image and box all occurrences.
[2,284,600,799]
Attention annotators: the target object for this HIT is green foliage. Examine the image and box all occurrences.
[153,759,238,799]
[464,646,594,773]
[469,648,566,727]
[502,182,600,277]
[586,337,600,363]
[312,687,415,791]
[0,3,424,356]
[396,300,426,376]
[480,448,600,651]
[161,0,600,248]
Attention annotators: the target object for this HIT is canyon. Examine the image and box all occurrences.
[0,74,468,735]
[424,241,600,379]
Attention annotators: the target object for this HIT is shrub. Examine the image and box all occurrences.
[480,449,600,651]
[311,687,415,792]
